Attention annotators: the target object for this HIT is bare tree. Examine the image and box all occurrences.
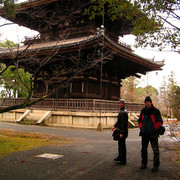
[0,32,113,113]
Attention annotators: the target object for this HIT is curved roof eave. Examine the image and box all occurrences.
[0,34,164,70]
[103,35,164,70]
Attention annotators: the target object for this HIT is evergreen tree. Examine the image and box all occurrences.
[0,40,31,98]
[159,76,169,116]
[0,40,18,48]
[0,0,17,18]
[159,71,180,119]
[167,71,179,118]
[0,64,32,98]
[171,85,180,120]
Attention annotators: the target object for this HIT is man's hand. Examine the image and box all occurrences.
[120,134,123,138]
[112,126,115,131]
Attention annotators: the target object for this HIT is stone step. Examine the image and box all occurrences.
[20,120,38,125]
[37,111,52,125]
[30,110,48,114]
[129,119,138,123]
[131,120,139,125]
[16,110,31,123]
[24,111,46,121]
[18,110,52,125]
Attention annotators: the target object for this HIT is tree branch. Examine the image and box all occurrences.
[157,15,180,30]
[0,22,15,28]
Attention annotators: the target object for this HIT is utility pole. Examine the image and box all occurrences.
[147,72,149,96]
[131,76,134,102]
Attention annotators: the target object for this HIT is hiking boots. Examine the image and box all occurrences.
[151,166,159,172]
[114,157,120,161]
[116,161,126,165]
[139,164,147,170]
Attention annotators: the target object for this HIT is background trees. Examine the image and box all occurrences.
[1,0,179,50]
[121,73,179,120]
[0,40,31,98]
[0,0,17,18]
[0,64,31,98]
[171,85,180,120]
[121,76,159,103]
[86,0,180,50]
[0,39,17,47]
[121,76,139,102]
[155,71,180,120]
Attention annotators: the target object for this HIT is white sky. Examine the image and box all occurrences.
[0,17,179,91]
[120,35,180,90]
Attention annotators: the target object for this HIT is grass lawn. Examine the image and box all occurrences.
[0,128,73,158]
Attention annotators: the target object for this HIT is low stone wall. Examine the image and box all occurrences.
[0,109,118,129]
[0,109,26,122]
[47,111,117,129]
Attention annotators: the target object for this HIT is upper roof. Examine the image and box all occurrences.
[0,0,133,37]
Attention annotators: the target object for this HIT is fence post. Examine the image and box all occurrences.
[93,99,96,111]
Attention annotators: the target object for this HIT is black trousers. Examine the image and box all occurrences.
[141,135,160,167]
[118,137,126,163]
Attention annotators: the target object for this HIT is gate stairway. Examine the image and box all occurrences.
[128,112,139,128]
[16,110,52,125]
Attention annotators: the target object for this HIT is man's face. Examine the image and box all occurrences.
[118,102,124,108]
[145,101,152,108]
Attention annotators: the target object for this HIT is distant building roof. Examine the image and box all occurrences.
[0,47,8,52]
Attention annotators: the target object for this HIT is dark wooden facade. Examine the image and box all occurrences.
[30,35,123,100]
[0,0,164,101]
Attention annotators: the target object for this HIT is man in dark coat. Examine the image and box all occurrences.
[112,99,128,165]
[138,96,163,172]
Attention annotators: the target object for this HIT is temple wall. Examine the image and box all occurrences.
[47,111,117,128]
[0,109,26,122]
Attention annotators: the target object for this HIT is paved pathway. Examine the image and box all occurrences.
[0,122,179,180]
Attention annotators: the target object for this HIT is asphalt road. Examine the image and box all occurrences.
[0,122,179,180]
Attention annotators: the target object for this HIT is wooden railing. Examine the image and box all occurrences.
[0,98,144,113]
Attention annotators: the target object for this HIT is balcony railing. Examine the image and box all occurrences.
[0,98,144,113]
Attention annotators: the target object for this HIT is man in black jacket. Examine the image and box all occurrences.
[112,99,128,165]
[138,96,163,172]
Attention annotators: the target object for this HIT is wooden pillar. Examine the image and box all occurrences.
[84,76,89,97]
[119,80,122,99]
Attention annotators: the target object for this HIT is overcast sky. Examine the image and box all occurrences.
[0,17,179,91]
[119,35,180,90]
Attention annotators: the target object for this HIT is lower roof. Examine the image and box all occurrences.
[0,33,164,76]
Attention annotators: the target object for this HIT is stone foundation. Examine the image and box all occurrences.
[0,109,118,129]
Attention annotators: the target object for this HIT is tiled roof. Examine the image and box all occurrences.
[0,34,164,69]
[0,47,8,52]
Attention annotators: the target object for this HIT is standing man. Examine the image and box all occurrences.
[112,99,128,165]
[138,96,163,172]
